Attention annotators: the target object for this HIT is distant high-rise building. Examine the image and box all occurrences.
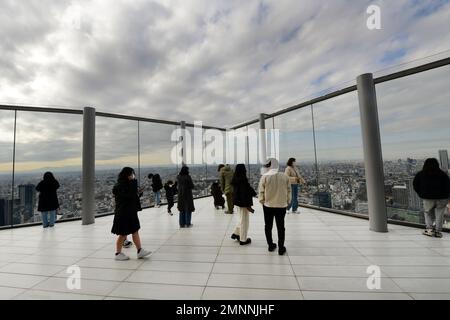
[439,150,449,173]
[18,184,36,221]
[392,185,408,208]
[0,198,14,226]
[355,200,368,214]
[313,191,332,208]
[407,179,422,211]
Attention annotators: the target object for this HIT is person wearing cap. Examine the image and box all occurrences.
[258,158,291,255]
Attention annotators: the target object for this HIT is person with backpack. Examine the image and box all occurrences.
[230,164,256,246]
[219,164,234,214]
[413,158,450,238]
[211,181,225,210]
[36,172,60,228]
[164,180,177,216]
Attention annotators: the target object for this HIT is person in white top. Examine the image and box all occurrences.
[258,158,291,256]
[284,158,306,214]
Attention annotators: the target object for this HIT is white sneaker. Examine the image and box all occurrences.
[137,248,152,259]
[115,252,130,261]
[423,229,435,237]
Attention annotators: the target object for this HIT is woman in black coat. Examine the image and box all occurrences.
[413,158,450,238]
[111,167,151,261]
[230,164,257,245]
[36,172,60,228]
[177,166,195,228]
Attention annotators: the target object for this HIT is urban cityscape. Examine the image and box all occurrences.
[1,149,448,229]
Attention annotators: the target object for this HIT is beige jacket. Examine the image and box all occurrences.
[258,173,291,208]
[285,166,305,185]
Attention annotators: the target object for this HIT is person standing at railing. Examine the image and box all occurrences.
[284,158,306,214]
[231,164,256,246]
[148,173,163,207]
[164,180,177,216]
[258,158,291,255]
[177,166,195,228]
[413,158,450,238]
[112,167,151,261]
[36,172,60,228]
[219,164,235,214]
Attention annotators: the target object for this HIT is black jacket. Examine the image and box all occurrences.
[413,170,450,200]
[113,179,142,216]
[177,175,195,212]
[232,177,257,207]
[164,182,178,199]
[36,179,60,212]
[151,175,163,192]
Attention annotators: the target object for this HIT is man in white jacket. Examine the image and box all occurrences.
[258,158,291,255]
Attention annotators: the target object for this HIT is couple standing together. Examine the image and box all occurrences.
[231,157,304,256]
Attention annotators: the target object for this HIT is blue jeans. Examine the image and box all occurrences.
[179,211,192,226]
[41,210,56,228]
[155,191,161,205]
[287,184,299,212]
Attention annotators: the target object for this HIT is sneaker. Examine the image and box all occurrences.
[187,224,194,228]
[268,243,277,252]
[292,211,297,214]
[423,229,435,237]
[215,206,220,210]
[169,212,174,216]
[231,234,240,241]
[240,238,251,246]
[278,247,287,256]
[137,248,152,259]
[123,240,133,248]
[115,252,130,261]
[180,225,186,228]
[286,210,291,214]
[435,231,443,238]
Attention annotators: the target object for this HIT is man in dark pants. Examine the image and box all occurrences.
[258,158,291,255]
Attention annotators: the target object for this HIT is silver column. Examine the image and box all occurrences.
[82,107,96,225]
[356,74,388,232]
[259,113,267,164]
[180,121,186,167]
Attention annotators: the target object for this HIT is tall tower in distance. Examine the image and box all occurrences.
[439,150,449,173]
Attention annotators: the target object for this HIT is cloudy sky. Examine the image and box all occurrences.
[1,0,450,172]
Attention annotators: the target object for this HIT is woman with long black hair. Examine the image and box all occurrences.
[413,158,450,238]
[230,164,256,246]
[36,172,60,228]
[111,167,151,260]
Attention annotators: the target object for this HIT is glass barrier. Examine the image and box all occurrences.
[273,106,318,206]
[14,111,83,224]
[312,92,367,214]
[95,116,138,215]
[139,122,178,207]
[0,110,16,227]
[377,65,450,228]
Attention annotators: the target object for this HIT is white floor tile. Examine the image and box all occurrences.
[202,287,303,300]
[207,274,300,290]
[109,282,204,300]
[126,270,209,286]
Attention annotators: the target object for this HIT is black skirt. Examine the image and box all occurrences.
[111,210,140,236]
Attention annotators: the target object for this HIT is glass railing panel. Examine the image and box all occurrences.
[95,116,138,215]
[311,92,367,214]
[0,110,16,227]
[139,122,178,207]
[377,65,450,227]
[273,106,318,207]
[14,111,82,225]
